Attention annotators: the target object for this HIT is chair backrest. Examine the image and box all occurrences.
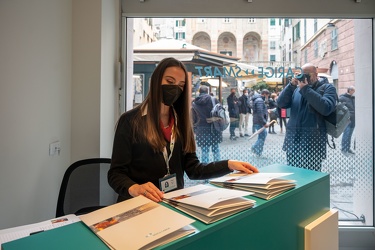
[56,158,117,217]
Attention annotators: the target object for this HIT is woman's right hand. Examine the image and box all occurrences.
[128,182,164,202]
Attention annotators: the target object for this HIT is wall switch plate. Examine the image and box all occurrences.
[49,141,61,156]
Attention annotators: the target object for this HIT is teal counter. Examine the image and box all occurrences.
[2,164,329,250]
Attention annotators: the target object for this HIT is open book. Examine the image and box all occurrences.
[163,184,255,224]
[80,196,195,250]
[209,173,296,200]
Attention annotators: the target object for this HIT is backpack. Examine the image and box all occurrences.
[206,97,230,132]
[317,84,351,148]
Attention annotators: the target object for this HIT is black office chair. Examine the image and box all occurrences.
[56,158,117,217]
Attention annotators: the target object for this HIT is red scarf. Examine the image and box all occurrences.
[160,114,175,142]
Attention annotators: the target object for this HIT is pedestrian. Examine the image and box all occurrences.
[108,57,258,203]
[339,86,356,155]
[277,106,287,133]
[227,88,240,140]
[250,89,270,157]
[268,93,278,134]
[192,85,222,162]
[238,89,251,137]
[277,63,337,171]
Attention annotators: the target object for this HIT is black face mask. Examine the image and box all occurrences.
[162,85,183,106]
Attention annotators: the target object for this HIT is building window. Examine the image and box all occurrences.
[270,41,276,49]
[175,32,185,40]
[270,18,276,26]
[293,22,301,41]
[223,18,231,23]
[270,55,276,61]
[314,19,318,33]
[304,49,308,63]
[314,40,319,58]
[284,18,290,27]
[248,18,256,23]
[175,19,186,27]
[220,50,232,56]
[331,28,338,51]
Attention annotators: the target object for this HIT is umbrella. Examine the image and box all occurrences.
[248,120,278,140]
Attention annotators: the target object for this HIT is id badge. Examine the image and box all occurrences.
[159,173,177,193]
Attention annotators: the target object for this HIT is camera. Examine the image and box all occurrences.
[295,73,310,83]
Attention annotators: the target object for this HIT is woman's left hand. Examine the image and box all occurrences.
[228,160,259,174]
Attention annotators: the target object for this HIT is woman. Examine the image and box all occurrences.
[108,57,258,203]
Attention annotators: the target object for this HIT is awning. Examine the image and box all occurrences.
[264,77,283,84]
[318,73,333,84]
[133,39,240,67]
[133,53,195,62]
[200,77,228,87]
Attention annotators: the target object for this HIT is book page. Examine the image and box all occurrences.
[210,173,294,185]
[163,184,252,209]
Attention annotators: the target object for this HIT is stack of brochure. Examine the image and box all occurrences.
[163,184,255,224]
[80,196,195,250]
[209,173,296,200]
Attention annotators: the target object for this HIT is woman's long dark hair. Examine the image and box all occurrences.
[132,57,196,153]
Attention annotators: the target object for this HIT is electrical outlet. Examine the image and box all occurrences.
[49,141,61,156]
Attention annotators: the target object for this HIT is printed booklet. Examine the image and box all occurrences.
[209,172,296,200]
[80,195,195,250]
[163,184,255,224]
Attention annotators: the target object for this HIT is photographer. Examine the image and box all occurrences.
[277,63,337,171]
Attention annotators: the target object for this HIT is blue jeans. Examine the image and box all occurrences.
[251,124,267,156]
[341,124,355,152]
[201,144,221,163]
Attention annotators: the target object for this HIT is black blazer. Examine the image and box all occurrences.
[108,106,230,202]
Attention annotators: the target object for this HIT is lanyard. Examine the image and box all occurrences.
[162,125,175,176]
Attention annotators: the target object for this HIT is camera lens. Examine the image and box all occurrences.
[296,73,306,81]
[296,73,310,83]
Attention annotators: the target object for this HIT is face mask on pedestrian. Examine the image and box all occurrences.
[162,85,183,106]
[231,91,236,95]
[244,93,249,96]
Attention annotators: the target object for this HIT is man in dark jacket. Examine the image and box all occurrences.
[277,63,337,171]
[238,89,252,137]
[339,86,355,155]
[192,86,222,162]
[250,89,270,156]
[227,88,240,140]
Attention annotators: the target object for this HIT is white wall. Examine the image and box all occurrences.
[0,0,72,229]
[0,0,118,229]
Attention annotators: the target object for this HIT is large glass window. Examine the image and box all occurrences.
[124,17,373,228]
